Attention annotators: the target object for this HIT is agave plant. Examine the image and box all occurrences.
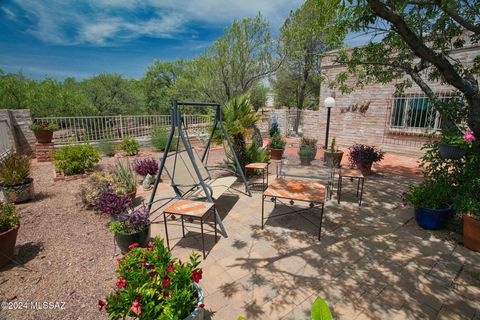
[222,94,262,168]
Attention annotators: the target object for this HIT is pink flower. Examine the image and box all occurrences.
[167,261,175,273]
[98,300,107,311]
[148,241,155,248]
[464,129,476,142]
[128,243,139,250]
[115,278,127,289]
[130,301,142,317]
[139,260,149,267]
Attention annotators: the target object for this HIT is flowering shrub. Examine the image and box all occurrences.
[109,203,150,234]
[348,144,384,166]
[133,158,158,177]
[100,237,203,319]
[96,190,131,216]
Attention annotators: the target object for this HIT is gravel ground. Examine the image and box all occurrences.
[0,147,229,320]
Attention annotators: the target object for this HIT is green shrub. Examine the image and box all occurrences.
[120,136,140,156]
[0,201,19,233]
[403,180,454,209]
[53,144,100,176]
[151,127,177,151]
[0,153,31,185]
[98,140,116,157]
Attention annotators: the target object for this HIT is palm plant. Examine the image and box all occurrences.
[222,94,262,168]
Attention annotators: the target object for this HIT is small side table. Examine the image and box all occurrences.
[337,168,365,206]
[163,200,218,259]
[245,162,269,191]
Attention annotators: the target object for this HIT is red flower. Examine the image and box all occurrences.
[148,241,155,248]
[162,276,171,287]
[198,303,205,308]
[98,300,107,311]
[192,270,203,283]
[167,261,175,273]
[130,301,142,316]
[163,291,169,297]
[128,243,139,250]
[115,278,127,289]
[139,260,149,267]
[156,255,162,260]
[135,294,142,302]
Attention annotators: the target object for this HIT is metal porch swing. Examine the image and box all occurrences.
[147,100,251,237]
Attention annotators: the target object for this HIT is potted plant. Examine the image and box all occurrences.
[324,137,343,168]
[403,180,453,230]
[454,156,480,252]
[299,137,317,158]
[438,129,475,160]
[96,190,132,219]
[114,160,137,200]
[29,120,59,143]
[348,144,385,175]
[0,153,34,203]
[99,236,205,320]
[108,203,150,253]
[0,201,20,268]
[269,132,286,160]
[298,148,315,165]
[133,158,159,188]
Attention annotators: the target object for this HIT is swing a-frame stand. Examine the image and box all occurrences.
[148,101,251,237]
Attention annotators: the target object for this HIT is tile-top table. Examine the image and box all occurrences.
[163,199,217,258]
[245,162,269,191]
[261,178,326,240]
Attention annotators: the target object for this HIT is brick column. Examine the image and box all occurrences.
[35,142,54,162]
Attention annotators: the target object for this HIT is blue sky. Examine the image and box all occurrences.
[0,0,370,80]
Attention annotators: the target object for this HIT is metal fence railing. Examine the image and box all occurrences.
[35,115,211,145]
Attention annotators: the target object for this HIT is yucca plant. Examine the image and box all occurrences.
[222,94,262,168]
[114,160,136,194]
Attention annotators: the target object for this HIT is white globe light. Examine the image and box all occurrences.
[324,97,336,108]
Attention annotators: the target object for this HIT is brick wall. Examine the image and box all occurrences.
[315,44,480,156]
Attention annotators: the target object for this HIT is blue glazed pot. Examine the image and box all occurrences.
[415,205,452,230]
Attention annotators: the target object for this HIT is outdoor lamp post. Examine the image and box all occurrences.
[324,96,335,149]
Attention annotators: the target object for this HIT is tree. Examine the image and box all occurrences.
[80,74,145,115]
[337,0,480,137]
[142,59,187,114]
[197,13,279,103]
[275,0,345,110]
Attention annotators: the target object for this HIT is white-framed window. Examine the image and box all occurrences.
[389,93,451,133]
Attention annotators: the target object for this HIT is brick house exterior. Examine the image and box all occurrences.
[310,44,480,156]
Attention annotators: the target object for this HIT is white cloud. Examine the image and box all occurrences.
[9,0,302,46]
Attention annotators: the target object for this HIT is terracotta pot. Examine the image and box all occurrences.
[1,178,34,203]
[464,214,480,252]
[356,162,373,176]
[33,130,54,143]
[127,190,137,201]
[0,226,19,268]
[270,148,284,160]
[324,150,344,168]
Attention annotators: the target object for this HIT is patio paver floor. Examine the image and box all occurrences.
[146,157,480,320]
